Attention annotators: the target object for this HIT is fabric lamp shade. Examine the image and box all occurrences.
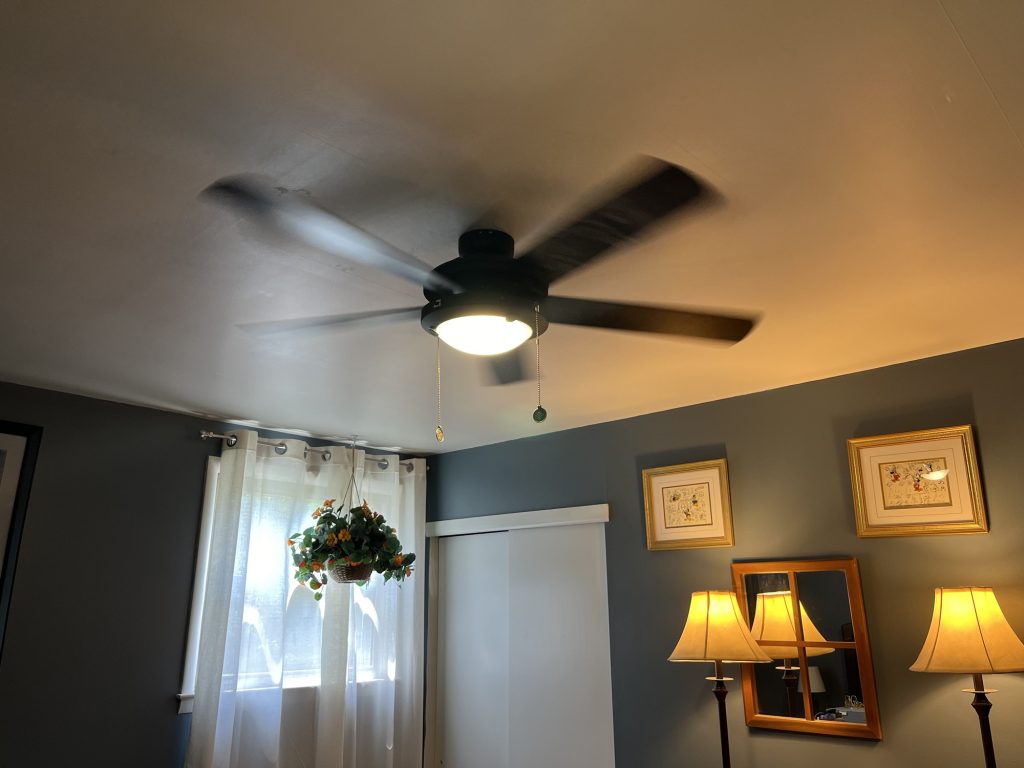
[669,591,773,663]
[797,666,826,693]
[911,587,1024,673]
[750,590,835,659]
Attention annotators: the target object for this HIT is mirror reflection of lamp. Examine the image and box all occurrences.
[750,591,835,717]
[797,666,826,693]
[797,665,826,716]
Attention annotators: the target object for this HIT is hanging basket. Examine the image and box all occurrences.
[328,561,374,584]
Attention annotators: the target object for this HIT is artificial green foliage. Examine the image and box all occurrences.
[288,498,416,599]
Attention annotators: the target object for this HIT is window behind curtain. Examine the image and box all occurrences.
[179,456,401,712]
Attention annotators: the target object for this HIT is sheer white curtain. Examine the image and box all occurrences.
[186,430,426,768]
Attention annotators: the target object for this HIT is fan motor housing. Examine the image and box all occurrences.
[421,229,549,338]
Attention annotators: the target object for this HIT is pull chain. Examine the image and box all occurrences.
[435,336,445,443]
[533,306,547,423]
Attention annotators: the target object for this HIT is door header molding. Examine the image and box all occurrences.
[426,504,609,538]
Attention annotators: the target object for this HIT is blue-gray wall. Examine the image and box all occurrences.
[427,338,1024,768]
[0,382,221,768]
[2,337,1023,767]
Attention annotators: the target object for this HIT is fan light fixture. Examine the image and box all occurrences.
[205,164,758,439]
[435,315,533,356]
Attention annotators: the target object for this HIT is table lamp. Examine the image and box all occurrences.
[910,587,1024,768]
[798,666,826,694]
[798,665,826,709]
[669,590,772,768]
[750,590,835,716]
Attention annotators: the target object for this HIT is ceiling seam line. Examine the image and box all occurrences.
[934,0,1024,154]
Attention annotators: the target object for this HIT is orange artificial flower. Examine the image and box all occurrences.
[312,508,322,518]
[311,561,323,572]
[287,539,295,547]
[323,498,336,507]
[325,532,338,547]
[338,529,352,542]
[392,554,404,567]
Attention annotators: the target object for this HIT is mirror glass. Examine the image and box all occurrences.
[731,558,881,740]
[796,571,853,642]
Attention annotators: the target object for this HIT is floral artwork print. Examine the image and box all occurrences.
[878,458,952,510]
[661,481,712,528]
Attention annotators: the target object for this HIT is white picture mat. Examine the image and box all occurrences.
[0,433,28,571]
[857,436,973,525]
[648,466,725,542]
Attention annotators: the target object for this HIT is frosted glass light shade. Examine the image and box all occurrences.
[669,591,773,664]
[435,315,532,356]
[911,587,1024,673]
[750,591,835,659]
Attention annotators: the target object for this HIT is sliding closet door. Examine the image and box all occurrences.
[508,523,615,768]
[435,531,510,768]
[433,521,615,768]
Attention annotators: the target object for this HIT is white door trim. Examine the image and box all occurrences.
[424,503,609,538]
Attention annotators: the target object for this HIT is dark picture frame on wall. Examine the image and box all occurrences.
[642,458,735,550]
[0,420,42,661]
[847,424,987,538]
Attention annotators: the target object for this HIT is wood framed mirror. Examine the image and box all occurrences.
[730,558,882,740]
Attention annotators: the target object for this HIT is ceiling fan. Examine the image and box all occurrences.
[203,158,757,388]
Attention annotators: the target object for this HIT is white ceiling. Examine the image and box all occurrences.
[2,1,1024,453]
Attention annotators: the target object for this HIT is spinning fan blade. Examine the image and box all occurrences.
[543,296,754,343]
[239,307,422,336]
[482,347,531,386]
[204,176,460,293]
[517,160,711,286]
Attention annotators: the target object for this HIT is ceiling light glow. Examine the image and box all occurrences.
[436,315,532,356]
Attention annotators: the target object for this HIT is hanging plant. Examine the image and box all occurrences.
[289,498,416,599]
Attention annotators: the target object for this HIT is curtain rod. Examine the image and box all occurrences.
[198,431,416,472]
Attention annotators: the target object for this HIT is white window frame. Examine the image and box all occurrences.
[177,457,219,714]
[178,456,395,714]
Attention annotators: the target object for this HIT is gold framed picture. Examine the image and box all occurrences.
[847,425,987,538]
[642,458,735,550]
